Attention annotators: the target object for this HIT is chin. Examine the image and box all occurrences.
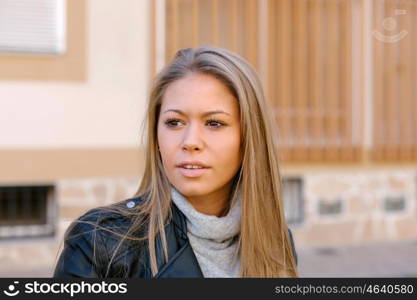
[174,182,213,197]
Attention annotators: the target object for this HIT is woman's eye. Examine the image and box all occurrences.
[206,119,225,128]
[165,119,182,127]
[164,118,225,128]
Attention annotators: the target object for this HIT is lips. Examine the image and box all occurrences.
[176,161,210,168]
[178,167,209,178]
[176,161,210,178]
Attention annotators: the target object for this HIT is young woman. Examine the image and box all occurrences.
[53,46,298,278]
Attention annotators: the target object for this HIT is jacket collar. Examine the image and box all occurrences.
[154,202,204,278]
[171,201,188,239]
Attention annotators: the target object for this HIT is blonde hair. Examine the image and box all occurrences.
[133,46,298,277]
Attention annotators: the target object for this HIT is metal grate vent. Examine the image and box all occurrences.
[384,196,406,212]
[0,185,55,239]
[318,198,343,216]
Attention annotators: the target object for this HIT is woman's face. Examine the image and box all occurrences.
[157,72,242,206]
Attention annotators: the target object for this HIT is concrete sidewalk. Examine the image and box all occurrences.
[297,240,417,277]
[1,240,417,277]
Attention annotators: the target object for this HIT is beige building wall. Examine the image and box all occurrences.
[0,0,150,182]
[0,0,150,277]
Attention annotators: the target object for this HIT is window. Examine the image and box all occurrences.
[0,185,56,239]
[0,0,66,54]
[0,0,86,81]
[282,177,304,225]
[156,0,417,163]
[155,0,361,163]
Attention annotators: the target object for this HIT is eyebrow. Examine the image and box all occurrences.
[162,109,231,117]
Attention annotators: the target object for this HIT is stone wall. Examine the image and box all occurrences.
[290,169,417,247]
[0,177,140,277]
[1,170,416,276]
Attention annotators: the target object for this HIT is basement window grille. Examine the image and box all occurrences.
[0,185,56,239]
[384,196,406,213]
[318,198,343,216]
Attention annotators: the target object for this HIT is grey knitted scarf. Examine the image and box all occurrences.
[170,186,242,278]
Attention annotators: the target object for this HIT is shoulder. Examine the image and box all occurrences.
[54,197,148,278]
[65,196,145,239]
[63,196,148,257]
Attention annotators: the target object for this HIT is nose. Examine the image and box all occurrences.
[181,122,204,152]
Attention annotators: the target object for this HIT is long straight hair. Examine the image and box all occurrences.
[133,46,298,277]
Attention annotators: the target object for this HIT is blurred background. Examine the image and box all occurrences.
[0,0,416,277]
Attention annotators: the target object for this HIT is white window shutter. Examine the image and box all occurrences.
[0,0,66,54]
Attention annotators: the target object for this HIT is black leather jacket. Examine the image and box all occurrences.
[54,196,298,278]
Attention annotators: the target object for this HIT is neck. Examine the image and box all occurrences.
[186,183,232,217]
